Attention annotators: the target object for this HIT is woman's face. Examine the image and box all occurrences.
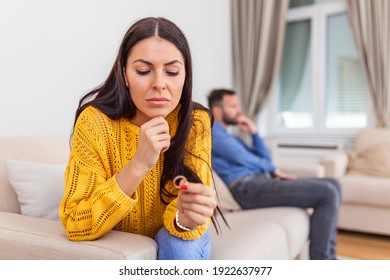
[124,36,186,126]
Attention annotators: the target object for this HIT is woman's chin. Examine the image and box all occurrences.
[149,111,169,119]
[148,107,177,119]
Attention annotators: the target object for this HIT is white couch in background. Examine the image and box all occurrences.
[320,128,390,236]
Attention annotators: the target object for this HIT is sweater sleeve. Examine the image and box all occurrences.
[163,109,212,240]
[59,108,135,241]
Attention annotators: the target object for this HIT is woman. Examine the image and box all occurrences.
[59,17,218,260]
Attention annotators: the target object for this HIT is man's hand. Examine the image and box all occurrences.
[272,168,298,180]
[236,115,257,134]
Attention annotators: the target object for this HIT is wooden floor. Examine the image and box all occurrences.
[336,230,390,260]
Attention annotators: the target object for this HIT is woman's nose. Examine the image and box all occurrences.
[152,73,166,90]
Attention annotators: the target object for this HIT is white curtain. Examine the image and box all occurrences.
[347,0,390,127]
[232,0,290,119]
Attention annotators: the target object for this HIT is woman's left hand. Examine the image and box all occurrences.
[176,182,217,230]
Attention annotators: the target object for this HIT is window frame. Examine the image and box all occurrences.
[267,1,374,140]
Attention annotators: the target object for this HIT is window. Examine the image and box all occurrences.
[270,0,369,136]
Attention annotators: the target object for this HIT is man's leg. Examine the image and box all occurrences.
[230,174,340,259]
[301,177,342,258]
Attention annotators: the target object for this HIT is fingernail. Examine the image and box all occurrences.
[180,185,188,190]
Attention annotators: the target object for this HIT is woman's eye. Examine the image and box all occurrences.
[166,71,179,77]
[136,70,150,76]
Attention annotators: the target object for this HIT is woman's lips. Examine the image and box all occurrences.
[146,98,170,105]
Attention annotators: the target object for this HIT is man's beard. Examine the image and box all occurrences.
[222,113,238,126]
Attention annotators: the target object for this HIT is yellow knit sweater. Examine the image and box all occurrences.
[59,105,212,241]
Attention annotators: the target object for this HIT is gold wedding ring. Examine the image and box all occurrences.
[173,175,188,189]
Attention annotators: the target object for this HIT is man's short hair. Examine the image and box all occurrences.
[207,89,236,109]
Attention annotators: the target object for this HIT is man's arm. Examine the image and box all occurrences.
[212,125,275,172]
[236,115,272,161]
[235,115,296,179]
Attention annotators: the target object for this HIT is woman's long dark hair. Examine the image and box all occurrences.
[72,17,227,233]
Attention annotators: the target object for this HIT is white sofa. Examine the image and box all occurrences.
[0,136,312,260]
[320,128,390,236]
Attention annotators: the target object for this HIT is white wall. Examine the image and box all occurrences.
[0,0,233,136]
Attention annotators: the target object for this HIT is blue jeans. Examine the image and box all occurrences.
[155,227,211,260]
[230,174,341,260]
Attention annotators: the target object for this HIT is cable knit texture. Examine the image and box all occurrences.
[59,105,212,241]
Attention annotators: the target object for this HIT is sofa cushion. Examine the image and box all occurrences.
[209,207,309,259]
[347,142,390,177]
[212,170,241,212]
[0,137,70,214]
[340,175,390,207]
[4,160,66,220]
[0,211,157,259]
[354,128,390,153]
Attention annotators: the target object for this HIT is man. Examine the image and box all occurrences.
[208,89,341,260]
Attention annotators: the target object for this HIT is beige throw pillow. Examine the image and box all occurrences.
[4,160,66,220]
[212,170,241,212]
[347,141,390,177]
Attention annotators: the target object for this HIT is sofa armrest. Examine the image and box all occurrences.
[0,211,157,260]
[319,152,349,178]
[277,162,325,178]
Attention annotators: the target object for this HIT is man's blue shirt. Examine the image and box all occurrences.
[211,123,276,185]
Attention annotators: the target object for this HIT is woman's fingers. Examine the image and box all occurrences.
[179,190,216,209]
[141,116,170,152]
[179,202,215,218]
[178,207,213,226]
[177,182,217,228]
[134,117,171,170]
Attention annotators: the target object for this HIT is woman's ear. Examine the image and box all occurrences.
[123,67,129,87]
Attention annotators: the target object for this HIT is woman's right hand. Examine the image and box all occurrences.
[135,116,171,170]
[116,116,170,195]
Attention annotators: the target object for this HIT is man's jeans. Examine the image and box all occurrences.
[155,227,211,260]
[230,173,341,260]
